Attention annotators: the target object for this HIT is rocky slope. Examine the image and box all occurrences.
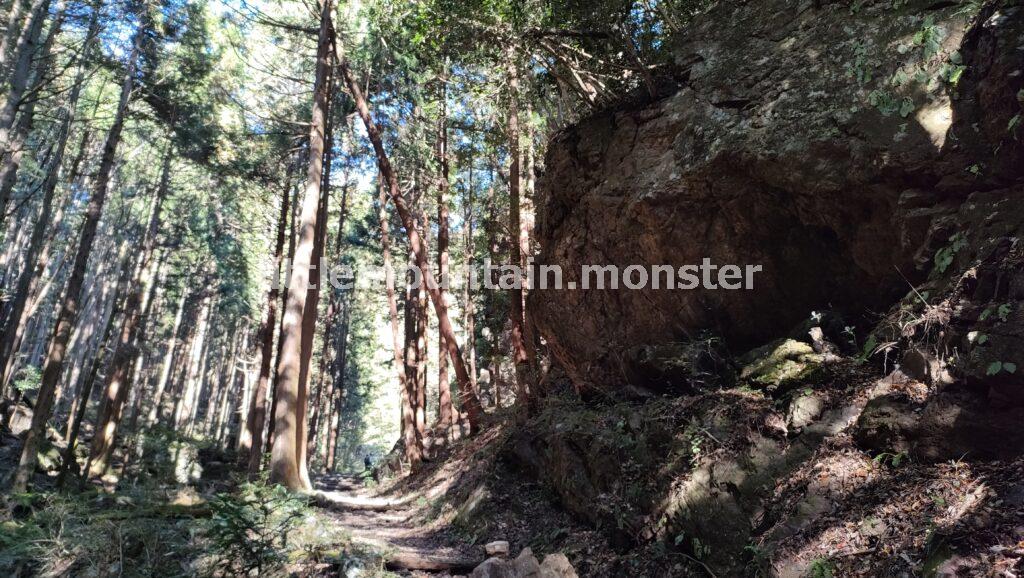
[517,0,1024,575]
[532,0,1024,392]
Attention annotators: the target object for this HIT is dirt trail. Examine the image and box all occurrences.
[314,474,483,575]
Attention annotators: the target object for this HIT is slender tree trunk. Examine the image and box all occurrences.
[86,145,171,479]
[414,208,428,442]
[11,28,141,492]
[324,296,349,472]
[485,167,503,408]
[506,58,537,415]
[336,41,484,433]
[0,0,51,217]
[269,0,331,491]
[146,287,187,426]
[379,178,420,468]
[55,238,132,487]
[308,169,348,467]
[244,162,292,476]
[174,294,213,431]
[435,78,455,434]
[463,142,477,402]
[0,110,80,394]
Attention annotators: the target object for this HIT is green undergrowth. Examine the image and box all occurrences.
[0,478,387,577]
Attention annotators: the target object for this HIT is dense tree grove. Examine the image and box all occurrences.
[5,0,1015,575]
[0,0,698,489]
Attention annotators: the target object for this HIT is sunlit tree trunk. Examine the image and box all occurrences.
[267,160,301,455]
[11,27,142,492]
[269,0,331,491]
[297,67,334,484]
[174,293,213,431]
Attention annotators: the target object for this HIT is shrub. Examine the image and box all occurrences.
[206,481,309,575]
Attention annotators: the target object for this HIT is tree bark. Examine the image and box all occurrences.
[435,77,455,433]
[463,141,478,401]
[379,178,420,469]
[506,57,537,415]
[324,295,349,472]
[269,0,331,491]
[11,27,142,492]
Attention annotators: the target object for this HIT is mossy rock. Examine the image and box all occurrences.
[738,339,824,392]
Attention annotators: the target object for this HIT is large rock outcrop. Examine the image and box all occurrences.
[533,0,1024,390]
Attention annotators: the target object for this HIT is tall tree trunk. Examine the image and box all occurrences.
[174,294,213,431]
[308,168,348,467]
[403,248,425,463]
[269,0,331,491]
[0,0,51,216]
[297,66,334,485]
[336,41,484,433]
[0,0,61,214]
[414,209,428,442]
[85,144,171,479]
[0,0,28,75]
[485,166,503,408]
[379,179,420,468]
[146,287,187,426]
[11,27,141,492]
[463,141,477,402]
[324,295,349,472]
[244,160,293,476]
[0,21,93,389]
[506,58,537,415]
[266,158,301,454]
[55,238,132,487]
[435,78,455,433]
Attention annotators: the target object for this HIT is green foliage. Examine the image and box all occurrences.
[11,365,41,393]
[845,43,874,85]
[206,481,311,575]
[0,489,199,577]
[986,361,1018,376]
[933,232,967,274]
[857,334,879,363]
[912,16,944,60]
[980,303,1012,323]
[868,89,915,118]
[808,556,835,578]
[872,451,908,468]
